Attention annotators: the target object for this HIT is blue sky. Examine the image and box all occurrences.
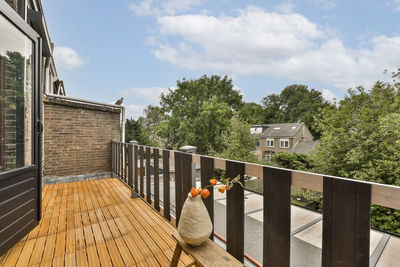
[42,0,400,119]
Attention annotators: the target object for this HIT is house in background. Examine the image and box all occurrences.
[252,122,319,160]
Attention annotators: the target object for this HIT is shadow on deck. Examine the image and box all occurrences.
[0,178,192,266]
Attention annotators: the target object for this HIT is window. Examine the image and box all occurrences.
[0,14,34,172]
[256,141,259,146]
[280,139,289,148]
[265,151,275,161]
[266,139,274,147]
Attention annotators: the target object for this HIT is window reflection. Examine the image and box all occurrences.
[0,15,33,171]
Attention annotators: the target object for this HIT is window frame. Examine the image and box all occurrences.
[266,138,274,148]
[280,138,289,148]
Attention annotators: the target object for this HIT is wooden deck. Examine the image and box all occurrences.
[0,178,193,266]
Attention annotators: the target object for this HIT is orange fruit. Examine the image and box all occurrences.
[209,178,217,186]
[190,187,199,197]
[225,184,231,191]
[218,185,225,193]
[201,189,210,199]
[197,187,203,193]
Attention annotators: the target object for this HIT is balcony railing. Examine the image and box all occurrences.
[111,140,400,266]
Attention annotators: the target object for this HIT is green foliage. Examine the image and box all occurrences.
[312,70,400,235]
[271,152,314,171]
[158,75,243,154]
[371,205,400,235]
[217,114,258,162]
[125,118,151,145]
[262,84,333,138]
[238,102,264,125]
[313,73,400,186]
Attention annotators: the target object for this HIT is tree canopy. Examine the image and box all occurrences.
[158,75,243,154]
[217,114,258,162]
[262,84,333,138]
[313,72,400,186]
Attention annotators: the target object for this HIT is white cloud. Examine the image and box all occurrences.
[53,46,84,70]
[309,0,336,10]
[275,1,296,13]
[151,6,400,90]
[322,89,337,103]
[120,86,173,103]
[129,0,201,16]
[125,104,145,119]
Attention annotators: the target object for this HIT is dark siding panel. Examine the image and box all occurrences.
[263,167,291,267]
[226,160,245,263]
[322,177,371,267]
[0,199,35,229]
[0,177,36,203]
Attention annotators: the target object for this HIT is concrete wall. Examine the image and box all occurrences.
[43,96,121,183]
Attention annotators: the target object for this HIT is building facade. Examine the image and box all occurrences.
[252,122,317,160]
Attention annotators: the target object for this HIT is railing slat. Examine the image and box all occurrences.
[263,167,291,267]
[146,147,151,204]
[200,156,214,240]
[174,152,183,225]
[322,177,371,267]
[125,144,129,183]
[226,160,245,263]
[163,150,171,221]
[116,142,119,177]
[128,144,133,188]
[154,148,160,212]
[139,146,144,198]
[134,145,138,193]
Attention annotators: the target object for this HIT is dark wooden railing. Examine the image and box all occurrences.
[111,141,400,267]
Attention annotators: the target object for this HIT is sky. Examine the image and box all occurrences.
[42,0,400,119]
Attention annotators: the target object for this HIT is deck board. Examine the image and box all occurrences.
[0,178,193,267]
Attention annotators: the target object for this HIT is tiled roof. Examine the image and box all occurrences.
[259,122,302,138]
[292,141,319,154]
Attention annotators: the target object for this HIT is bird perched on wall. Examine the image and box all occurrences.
[115,98,123,105]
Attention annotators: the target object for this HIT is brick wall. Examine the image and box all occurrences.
[43,96,121,183]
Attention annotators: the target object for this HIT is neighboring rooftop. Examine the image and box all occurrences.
[292,140,320,154]
[259,122,302,138]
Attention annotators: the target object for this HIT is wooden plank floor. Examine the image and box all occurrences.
[0,178,193,267]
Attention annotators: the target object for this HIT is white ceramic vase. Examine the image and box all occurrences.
[177,193,213,246]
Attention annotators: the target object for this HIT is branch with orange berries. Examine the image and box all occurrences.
[189,175,244,199]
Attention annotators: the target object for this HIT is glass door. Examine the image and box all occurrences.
[0,2,41,256]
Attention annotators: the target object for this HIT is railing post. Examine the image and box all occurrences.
[127,144,133,188]
[226,160,245,263]
[146,147,151,204]
[322,177,371,266]
[153,148,160,212]
[163,150,171,221]
[263,167,291,267]
[139,146,144,198]
[200,156,214,240]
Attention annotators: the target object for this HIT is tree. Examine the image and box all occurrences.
[261,85,333,138]
[312,70,400,235]
[125,118,150,145]
[138,105,164,147]
[218,114,258,162]
[158,75,243,154]
[238,102,264,125]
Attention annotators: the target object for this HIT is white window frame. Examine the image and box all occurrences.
[280,139,289,148]
[265,151,275,161]
[266,139,274,147]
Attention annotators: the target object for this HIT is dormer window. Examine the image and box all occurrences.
[280,139,289,148]
[266,139,274,147]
